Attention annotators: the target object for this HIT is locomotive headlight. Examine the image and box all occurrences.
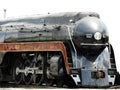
[94,32,102,40]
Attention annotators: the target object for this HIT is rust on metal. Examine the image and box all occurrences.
[0,42,70,74]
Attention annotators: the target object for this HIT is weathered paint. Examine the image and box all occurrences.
[0,41,70,74]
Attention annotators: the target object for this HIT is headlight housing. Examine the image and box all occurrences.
[94,32,102,40]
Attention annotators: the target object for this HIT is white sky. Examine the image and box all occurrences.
[0,0,120,72]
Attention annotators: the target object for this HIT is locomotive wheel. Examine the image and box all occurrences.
[45,68,54,86]
[45,78,54,86]
[35,60,44,85]
[23,60,33,85]
[35,74,44,85]
[56,77,64,87]
[13,59,23,84]
[56,57,64,87]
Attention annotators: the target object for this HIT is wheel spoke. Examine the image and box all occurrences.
[23,60,33,85]
[35,60,44,85]
[13,60,23,84]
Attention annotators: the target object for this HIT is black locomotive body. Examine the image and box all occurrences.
[0,12,119,87]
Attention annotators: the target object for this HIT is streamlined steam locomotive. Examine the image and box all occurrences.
[0,12,119,87]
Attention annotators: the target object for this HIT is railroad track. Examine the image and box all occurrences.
[1,82,120,89]
[0,83,57,89]
[109,85,120,89]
